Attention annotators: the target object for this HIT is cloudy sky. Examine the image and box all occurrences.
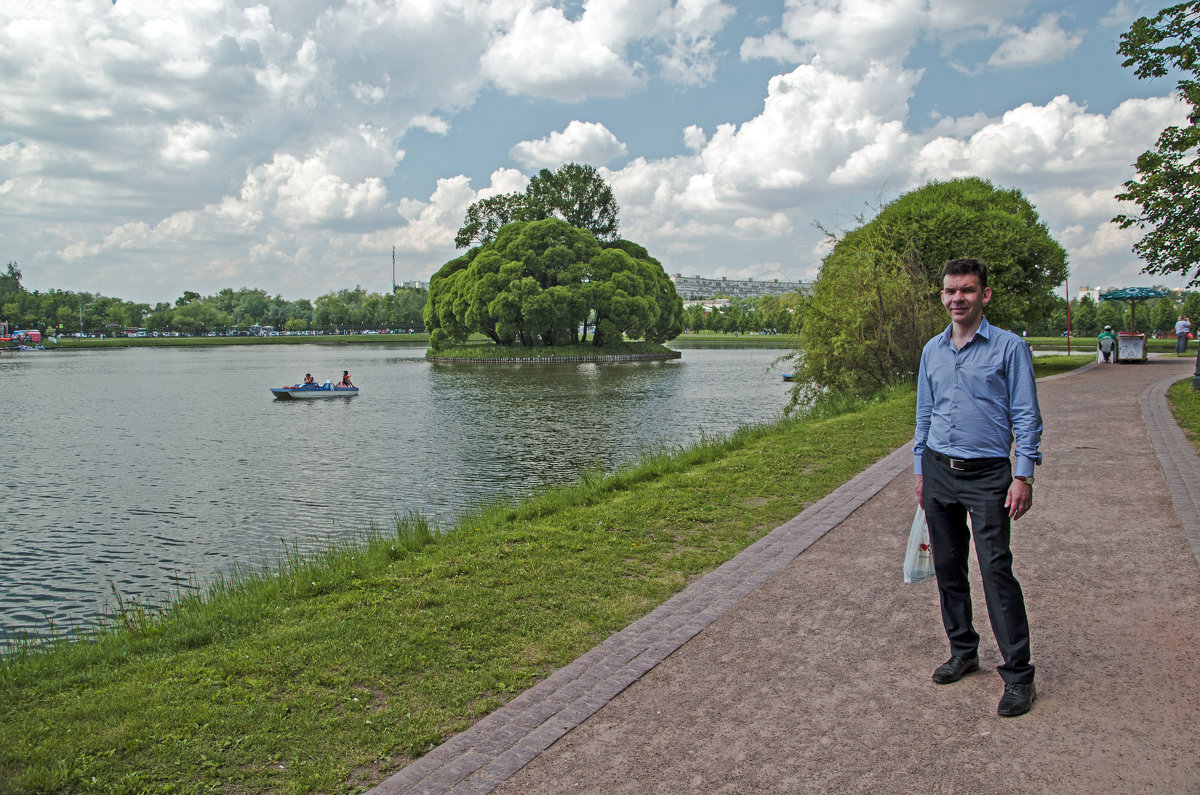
[0,0,1188,305]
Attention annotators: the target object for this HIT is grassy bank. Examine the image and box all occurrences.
[0,356,1089,794]
[428,340,677,359]
[671,331,795,348]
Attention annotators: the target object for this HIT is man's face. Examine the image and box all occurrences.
[941,273,991,328]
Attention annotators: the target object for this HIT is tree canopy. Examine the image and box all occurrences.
[426,218,682,349]
[455,163,619,248]
[793,177,1067,396]
[1113,2,1200,285]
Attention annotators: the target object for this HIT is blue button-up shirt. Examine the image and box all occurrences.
[914,317,1043,477]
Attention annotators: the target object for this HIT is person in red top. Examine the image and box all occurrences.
[339,370,354,387]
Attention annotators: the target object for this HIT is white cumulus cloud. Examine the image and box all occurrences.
[510,121,629,169]
[480,4,646,101]
[988,13,1083,68]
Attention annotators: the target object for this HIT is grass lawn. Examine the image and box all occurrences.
[1167,377,1200,450]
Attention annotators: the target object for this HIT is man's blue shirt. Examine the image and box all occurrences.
[914,316,1043,477]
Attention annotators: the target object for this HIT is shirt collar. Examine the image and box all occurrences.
[938,315,992,348]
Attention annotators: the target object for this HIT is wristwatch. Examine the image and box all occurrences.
[1015,476,1034,485]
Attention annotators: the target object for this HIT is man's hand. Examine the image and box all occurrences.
[1005,478,1033,519]
[915,475,924,509]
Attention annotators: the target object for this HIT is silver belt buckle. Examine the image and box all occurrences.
[949,457,966,471]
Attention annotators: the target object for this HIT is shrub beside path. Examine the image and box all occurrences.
[373,356,1200,794]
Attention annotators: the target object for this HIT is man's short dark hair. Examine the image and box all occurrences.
[942,258,988,288]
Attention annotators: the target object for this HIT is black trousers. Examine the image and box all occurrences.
[922,449,1034,684]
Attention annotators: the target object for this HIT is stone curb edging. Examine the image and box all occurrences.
[426,352,682,364]
[1141,372,1200,566]
[367,444,913,795]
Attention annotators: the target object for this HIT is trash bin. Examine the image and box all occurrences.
[1116,332,1147,362]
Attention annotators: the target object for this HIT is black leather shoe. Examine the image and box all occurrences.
[997,682,1036,717]
[931,655,979,684]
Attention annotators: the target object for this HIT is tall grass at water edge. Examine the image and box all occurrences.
[0,357,1086,794]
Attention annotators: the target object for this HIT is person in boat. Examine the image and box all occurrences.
[303,373,315,386]
[338,370,354,388]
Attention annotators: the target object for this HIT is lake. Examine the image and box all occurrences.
[0,343,794,644]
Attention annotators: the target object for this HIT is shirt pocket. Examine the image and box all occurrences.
[958,361,1007,400]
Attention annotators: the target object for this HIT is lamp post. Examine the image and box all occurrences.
[1064,277,1071,355]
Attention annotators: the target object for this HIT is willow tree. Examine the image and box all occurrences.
[426,218,681,349]
[455,163,619,248]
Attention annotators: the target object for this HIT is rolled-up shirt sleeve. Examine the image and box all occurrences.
[914,343,933,476]
[1006,338,1043,477]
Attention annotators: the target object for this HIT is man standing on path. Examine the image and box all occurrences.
[1175,315,1191,355]
[914,258,1042,718]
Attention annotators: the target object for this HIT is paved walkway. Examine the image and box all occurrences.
[372,356,1200,794]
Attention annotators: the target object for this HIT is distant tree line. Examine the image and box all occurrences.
[0,262,427,336]
[681,293,807,335]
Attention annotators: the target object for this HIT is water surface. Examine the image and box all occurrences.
[0,344,793,642]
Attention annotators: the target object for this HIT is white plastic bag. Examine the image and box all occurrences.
[903,505,935,584]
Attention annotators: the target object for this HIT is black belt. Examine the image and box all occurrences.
[929,449,1009,472]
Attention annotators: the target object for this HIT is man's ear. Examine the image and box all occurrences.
[982,286,993,305]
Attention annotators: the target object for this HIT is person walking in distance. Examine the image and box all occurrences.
[1097,325,1117,363]
[1175,315,1191,355]
[914,258,1042,717]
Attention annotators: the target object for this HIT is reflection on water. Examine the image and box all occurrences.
[0,344,793,643]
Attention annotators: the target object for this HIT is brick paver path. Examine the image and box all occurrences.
[372,355,1200,794]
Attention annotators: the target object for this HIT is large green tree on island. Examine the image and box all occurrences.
[1113,2,1200,285]
[455,163,619,248]
[795,177,1067,396]
[426,218,682,349]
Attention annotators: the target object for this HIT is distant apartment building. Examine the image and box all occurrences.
[670,273,812,300]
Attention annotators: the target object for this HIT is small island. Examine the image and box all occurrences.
[427,340,681,363]
[424,165,685,364]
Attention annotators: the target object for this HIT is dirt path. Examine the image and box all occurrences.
[374,356,1200,794]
